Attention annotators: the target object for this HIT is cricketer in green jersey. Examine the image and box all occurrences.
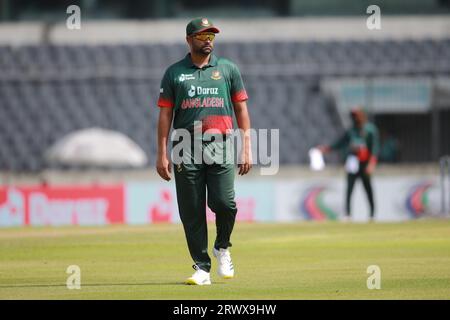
[156,18,252,285]
[318,108,380,222]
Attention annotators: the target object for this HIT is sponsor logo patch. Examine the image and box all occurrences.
[188,85,196,97]
[178,74,195,82]
[187,86,219,97]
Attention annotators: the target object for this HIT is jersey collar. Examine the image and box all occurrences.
[184,53,218,69]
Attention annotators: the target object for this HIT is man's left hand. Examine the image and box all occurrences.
[238,148,252,175]
[366,157,377,175]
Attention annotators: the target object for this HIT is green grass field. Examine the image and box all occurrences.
[1,220,449,299]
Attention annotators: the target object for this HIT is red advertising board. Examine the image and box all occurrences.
[0,185,124,227]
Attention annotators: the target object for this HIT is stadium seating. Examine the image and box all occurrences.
[0,39,449,171]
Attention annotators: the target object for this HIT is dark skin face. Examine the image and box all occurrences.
[187,32,215,56]
[351,110,366,129]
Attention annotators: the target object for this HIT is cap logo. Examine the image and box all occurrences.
[201,18,210,26]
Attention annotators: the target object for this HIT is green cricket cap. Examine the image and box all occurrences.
[186,17,220,36]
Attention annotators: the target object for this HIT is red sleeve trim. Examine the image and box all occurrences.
[231,89,248,103]
[157,97,174,108]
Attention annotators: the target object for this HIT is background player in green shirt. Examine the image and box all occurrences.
[318,108,380,222]
[156,18,252,285]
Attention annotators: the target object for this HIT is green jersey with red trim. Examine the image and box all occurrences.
[157,53,248,134]
[331,122,380,162]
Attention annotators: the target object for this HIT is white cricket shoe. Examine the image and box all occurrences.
[185,265,211,285]
[213,248,234,279]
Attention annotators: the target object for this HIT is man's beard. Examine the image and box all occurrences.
[194,44,213,56]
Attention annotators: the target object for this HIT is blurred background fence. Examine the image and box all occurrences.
[0,30,449,171]
[0,0,449,224]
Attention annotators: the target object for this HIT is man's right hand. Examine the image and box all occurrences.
[156,154,172,181]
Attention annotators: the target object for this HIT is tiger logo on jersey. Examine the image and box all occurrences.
[211,70,221,80]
